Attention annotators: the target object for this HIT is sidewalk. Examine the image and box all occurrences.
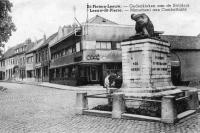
[2,80,106,91]
[3,79,200,93]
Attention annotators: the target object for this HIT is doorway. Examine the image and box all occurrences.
[90,66,99,81]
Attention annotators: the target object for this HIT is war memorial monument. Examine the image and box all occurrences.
[76,13,199,123]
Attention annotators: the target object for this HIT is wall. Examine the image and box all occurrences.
[5,57,15,79]
[50,52,82,68]
[0,60,5,72]
[173,50,200,81]
[83,24,135,41]
[26,53,34,70]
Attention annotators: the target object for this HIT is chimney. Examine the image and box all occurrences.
[43,34,46,41]
[25,38,32,44]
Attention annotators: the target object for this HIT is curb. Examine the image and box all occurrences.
[0,81,106,92]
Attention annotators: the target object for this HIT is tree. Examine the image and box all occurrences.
[0,0,16,47]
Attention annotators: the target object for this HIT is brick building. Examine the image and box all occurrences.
[35,34,57,82]
[25,39,44,82]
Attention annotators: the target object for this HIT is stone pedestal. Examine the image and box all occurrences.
[120,38,180,97]
[76,92,88,114]
[112,93,125,118]
[161,95,177,123]
[186,89,199,110]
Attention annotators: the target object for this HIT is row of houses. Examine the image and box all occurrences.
[0,15,200,86]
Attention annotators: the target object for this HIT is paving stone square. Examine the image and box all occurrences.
[0,82,200,133]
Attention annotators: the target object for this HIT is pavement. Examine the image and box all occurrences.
[0,82,200,133]
[3,80,106,91]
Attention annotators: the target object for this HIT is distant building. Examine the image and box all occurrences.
[34,33,57,82]
[4,47,16,80]
[4,39,34,80]
[0,57,5,80]
[161,35,200,85]
[49,15,134,86]
[25,39,44,82]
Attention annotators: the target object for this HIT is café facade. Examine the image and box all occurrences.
[49,15,134,86]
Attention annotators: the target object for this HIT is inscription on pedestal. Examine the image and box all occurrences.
[121,38,175,92]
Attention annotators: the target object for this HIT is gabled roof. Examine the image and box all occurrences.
[161,35,200,50]
[26,42,35,53]
[4,46,15,58]
[38,32,58,49]
[50,15,118,48]
[26,39,43,54]
[4,42,25,58]
[87,15,118,25]
[4,39,35,58]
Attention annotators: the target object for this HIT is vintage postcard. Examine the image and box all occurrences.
[0,0,199,132]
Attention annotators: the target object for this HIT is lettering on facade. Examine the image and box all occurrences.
[86,54,100,60]
[131,68,140,71]
[132,61,139,65]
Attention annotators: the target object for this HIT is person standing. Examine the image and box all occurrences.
[104,72,110,93]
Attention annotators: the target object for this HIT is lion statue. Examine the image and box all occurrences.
[131,13,155,37]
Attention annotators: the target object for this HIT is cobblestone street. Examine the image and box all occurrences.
[0,82,200,133]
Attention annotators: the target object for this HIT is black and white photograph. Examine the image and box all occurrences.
[0,0,200,132]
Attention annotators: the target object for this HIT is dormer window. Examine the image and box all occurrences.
[15,48,19,53]
[102,19,106,22]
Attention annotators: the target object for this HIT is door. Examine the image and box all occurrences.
[171,65,181,86]
[90,66,98,81]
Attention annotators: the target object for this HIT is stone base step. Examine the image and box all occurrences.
[116,88,182,98]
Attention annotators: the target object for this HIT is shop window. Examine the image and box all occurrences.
[43,66,48,77]
[68,67,72,78]
[105,63,122,70]
[64,67,69,78]
[61,68,65,78]
[96,41,111,49]
[56,68,60,78]
[80,67,86,77]
[71,66,76,78]
[68,66,76,78]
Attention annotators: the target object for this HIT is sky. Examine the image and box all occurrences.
[6,0,200,49]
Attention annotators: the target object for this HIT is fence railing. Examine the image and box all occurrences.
[86,93,112,99]
[76,89,199,124]
[125,98,162,103]
[175,95,190,101]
